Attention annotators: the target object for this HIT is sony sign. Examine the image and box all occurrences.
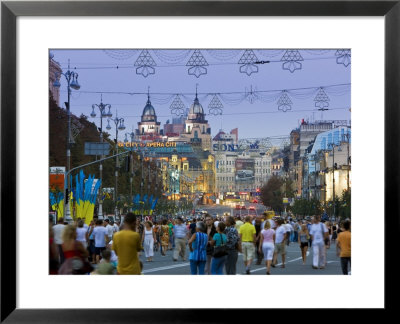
[213,144,238,152]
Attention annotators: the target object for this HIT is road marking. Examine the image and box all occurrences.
[247,256,304,274]
[142,262,190,273]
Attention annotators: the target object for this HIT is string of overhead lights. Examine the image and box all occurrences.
[63,83,350,116]
[57,49,351,78]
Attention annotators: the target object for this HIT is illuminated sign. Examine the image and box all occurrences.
[118,141,177,148]
[213,144,238,152]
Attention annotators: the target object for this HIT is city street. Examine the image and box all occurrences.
[139,241,343,275]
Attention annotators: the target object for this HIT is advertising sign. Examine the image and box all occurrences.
[235,159,255,184]
[49,166,65,191]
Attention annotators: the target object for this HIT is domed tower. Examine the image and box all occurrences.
[183,88,212,150]
[136,93,161,138]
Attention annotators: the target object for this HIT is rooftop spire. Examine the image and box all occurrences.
[147,86,150,103]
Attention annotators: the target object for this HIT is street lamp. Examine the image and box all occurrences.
[328,142,338,220]
[342,132,351,191]
[91,94,112,219]
[107,115,125,219]
[125,130,135,210]
[53,59,81,222]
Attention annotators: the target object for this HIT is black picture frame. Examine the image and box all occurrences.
[1,0,396,322]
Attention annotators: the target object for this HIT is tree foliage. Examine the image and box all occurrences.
[260,176,284,213]
[291,198,322,218]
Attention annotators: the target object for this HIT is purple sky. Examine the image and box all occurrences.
[51,49,350,142]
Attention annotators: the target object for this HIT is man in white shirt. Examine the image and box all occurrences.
[284,222,293,246]
[173,217,188,261]
[113,221,120,233]
[309,215,329,269]
[89,219,109,264]
[53,217,66,264]
[272,219,287,268]
[104,219,114,241]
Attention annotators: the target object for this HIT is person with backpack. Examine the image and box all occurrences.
[210,222,228,275]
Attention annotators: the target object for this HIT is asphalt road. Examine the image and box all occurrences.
[140,240,345,275]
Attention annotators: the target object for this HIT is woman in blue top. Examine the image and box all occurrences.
[210,222,228,275]
[188,221,208,275]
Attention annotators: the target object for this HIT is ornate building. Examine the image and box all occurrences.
[135,94,162,141]
[180,92,212,151]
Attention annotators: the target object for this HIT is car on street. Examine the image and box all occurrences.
[235,204,241,210]
[241,205,246,210]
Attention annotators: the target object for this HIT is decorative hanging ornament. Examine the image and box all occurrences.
[208,94,224,115]
[277,91,292,112]
[335,49,351,67]
[134,50,156,77]
[186,50,208,78]
[169,95,186,116]
[238,50,259,76]
[314,88,330,109]
[281,50,304,73]
[245,85,258,104]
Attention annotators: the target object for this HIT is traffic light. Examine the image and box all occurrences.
[65,188,69,203]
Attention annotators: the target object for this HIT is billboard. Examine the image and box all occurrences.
[50,167,65,191]
[235,159,255,184]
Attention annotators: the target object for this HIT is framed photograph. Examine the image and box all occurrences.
[1,0,395,321]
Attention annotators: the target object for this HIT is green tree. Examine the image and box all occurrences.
[338,189,351,220]
[260,176,284,213]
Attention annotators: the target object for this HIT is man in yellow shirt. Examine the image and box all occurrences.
[337,220,351,275]
[239,216,256,274]
[112,213,142,275]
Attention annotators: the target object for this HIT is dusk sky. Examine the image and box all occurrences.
[51,49,351,143]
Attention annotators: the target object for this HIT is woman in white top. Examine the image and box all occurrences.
[76,220,88,249]
[259,221,275,275]
[142,221,156,262]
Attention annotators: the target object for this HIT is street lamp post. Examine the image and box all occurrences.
[53,60,81,222]
[91,95,112,219]
[328,143,336,220]
[106,115,125,220]
[125,130,135,211]
[343,133,351,192]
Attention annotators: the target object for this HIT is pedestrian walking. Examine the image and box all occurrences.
[87,220,96,263]
[272,219,287,268]
[104,219,114,242]
[259,220,275,275]
[142,221,156,262]
[298,224,309,265]
[204,214,217,275]
[224,216,240,275]
[112,213,142,275]
[153,221,160,252]
[76,220,88,250]
[89,219,109,264]
[58,225,92,275]
[173,217,188,261]
[210,222,228,275]
[160,219,170,256]
[188,221,208,275]
[284,221,293,246]
[331,223,338,244]
[309,215,329,269]
[53,217,66,264]
[239,216,256,274]
[168,219,175,250]
[337,220,351,275]
[254,217,264,265]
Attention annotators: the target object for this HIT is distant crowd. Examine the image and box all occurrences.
[49,213,351,275]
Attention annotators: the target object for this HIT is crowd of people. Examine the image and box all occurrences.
[49,212,351,275]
